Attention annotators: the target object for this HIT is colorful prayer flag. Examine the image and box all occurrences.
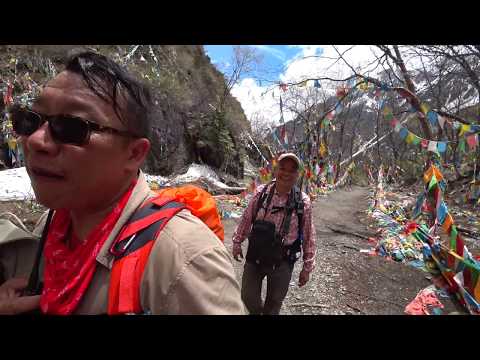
[411,135,421,146]
[438,115,446,129]
[391,118,399,128]
[450,225,458,251]
[427,141,438,153]
[437,201,448,224]
[427,111,438,126]
[442,213,453,233]
[459,124,471,136]
[406,132,415,144]
[466,134,478,150]
[420,103,429,114]
[428,174,438,191]
[319,142,327,157]
[382,106,392,116]
[437,142,447,153]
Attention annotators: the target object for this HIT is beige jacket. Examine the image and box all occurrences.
[0,172,245,315]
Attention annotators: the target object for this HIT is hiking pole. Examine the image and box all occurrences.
[23,209,54,296]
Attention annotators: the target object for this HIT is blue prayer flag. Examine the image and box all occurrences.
[399,127,409,140]
[427,111,438,126]
[437,141,447,153]
[437,201,448,224]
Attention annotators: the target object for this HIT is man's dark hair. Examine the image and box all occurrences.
[64,50,153,140]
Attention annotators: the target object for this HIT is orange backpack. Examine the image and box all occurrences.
[108,185,224,315]
[153,185,224,242]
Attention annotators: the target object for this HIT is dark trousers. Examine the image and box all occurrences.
[241,260,293,315]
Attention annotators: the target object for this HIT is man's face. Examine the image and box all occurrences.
[21,70,140,212]
[275,158,299,189]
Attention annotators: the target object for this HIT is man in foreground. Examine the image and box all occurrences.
[1,50,244,315]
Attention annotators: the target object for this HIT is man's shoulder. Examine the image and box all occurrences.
[140,208,233,306]
[155,209,226,260]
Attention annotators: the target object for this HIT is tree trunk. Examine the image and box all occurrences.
[392,45,434,140]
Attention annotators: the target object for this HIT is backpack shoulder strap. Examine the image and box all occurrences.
[108,196,186,315]
[279,186,305,242]
[252,181,275,224]
[294,187,304,231]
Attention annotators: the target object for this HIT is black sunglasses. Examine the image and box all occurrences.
[10,106,134,146]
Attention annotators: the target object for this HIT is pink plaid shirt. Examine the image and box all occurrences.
[232,183,316,273]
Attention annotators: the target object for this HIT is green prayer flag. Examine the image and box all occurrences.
[428,174,437,192]
[459,139,466,153]
[384,112,394,121]
[411,135,421,146]
[450,225,458,251]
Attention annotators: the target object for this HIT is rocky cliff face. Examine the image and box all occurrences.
[0,45,250,177]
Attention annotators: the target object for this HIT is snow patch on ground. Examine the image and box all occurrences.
[0,163,233,202]
[166,163,229,189]
[0,167,35,201]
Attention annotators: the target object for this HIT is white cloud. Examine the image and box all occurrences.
[230,78,295,129]
[231,46,388,128]
[281,45,383,84]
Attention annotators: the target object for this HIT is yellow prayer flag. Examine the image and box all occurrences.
[406,132,415,144]
[319,142,327,157]
[459,124,471,136]
[420,103,429,114]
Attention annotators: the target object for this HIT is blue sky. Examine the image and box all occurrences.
[202,45,377,125]
[204,45,323,82]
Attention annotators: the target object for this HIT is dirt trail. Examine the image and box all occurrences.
[223,186,465,315]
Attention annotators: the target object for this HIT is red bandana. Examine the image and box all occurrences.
[40,182,136,315]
